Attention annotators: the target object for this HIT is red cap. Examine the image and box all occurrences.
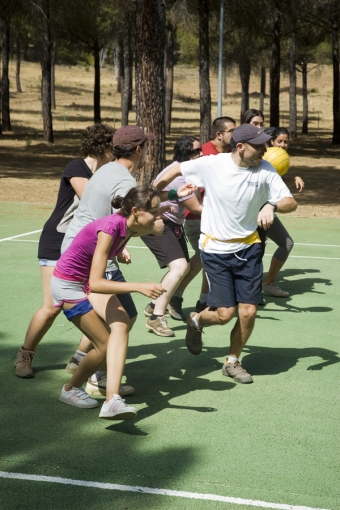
[113,125,155,149]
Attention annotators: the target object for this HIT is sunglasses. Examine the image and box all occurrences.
[190,147,202,155]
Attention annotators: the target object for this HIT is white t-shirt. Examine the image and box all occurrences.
[181,153,293,254]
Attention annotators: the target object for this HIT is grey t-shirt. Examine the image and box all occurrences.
[61,161,137,271]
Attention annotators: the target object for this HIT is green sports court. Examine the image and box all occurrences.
[0,201,339,510]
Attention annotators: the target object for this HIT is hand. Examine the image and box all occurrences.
[150,218,164,236]
[159,204,175,215]
[117,247,131,264]
[177,183,197,198]
[139,283,167,299]
[294,176,305,192]
[257,204,275,230]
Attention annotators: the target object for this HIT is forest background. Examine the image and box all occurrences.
[0,0,340,217]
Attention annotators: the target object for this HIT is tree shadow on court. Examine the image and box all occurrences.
[260,267,334,315]
[108,337,235,433]
[241,344,340,376]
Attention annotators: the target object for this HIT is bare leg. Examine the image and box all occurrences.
[89,293,130,400]
[263,256,285,286]
[227,303,257,359]
[152,258,189,315]
[23,266,61,351]
[177,253,202,292]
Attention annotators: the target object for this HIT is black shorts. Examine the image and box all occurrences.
[141,221,190,269]
[104,269,137,319]
[200,244,263,307]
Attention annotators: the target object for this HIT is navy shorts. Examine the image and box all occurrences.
[200,244,263,307]
[105,269,137,319]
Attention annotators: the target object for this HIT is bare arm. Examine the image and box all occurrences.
[283,175,305,193]
[182,194,202,215]
[257,197,297,230]
[69,177,90,199]
[89,232,166,299]
[155,163,182,192]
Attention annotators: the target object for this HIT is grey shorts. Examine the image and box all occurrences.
[184,219,201,254]
[39,259,57,267]
[51,275,88,307]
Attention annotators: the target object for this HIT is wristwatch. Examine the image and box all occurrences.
[266,201,278,212]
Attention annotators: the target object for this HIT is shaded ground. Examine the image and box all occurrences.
[1,130,340,218]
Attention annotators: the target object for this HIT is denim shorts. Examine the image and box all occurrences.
[39,259,57,267]
[200,244,263,307]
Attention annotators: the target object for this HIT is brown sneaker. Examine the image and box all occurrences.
[14,347,35,378]
[222,361,253,384]
[146,316,175,337]
[185,312,203,355]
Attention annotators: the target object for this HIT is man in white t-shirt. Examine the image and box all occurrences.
[155,124,297,384]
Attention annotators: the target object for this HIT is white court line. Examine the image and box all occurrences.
[0,229,42,243]
[268,241,340,248]
[0,471,329,510]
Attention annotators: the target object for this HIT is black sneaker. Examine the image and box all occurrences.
[168,296,186,321]
[195,300,207,313]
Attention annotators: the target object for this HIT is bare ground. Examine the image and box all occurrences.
[0,62,340,218]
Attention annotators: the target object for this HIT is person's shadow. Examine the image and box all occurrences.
[107,338,236,433]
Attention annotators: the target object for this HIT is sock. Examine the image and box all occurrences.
[173,289,184,298]
[74,350,86,363]
[91,371,106,383]
[191,314,199,328]
[199,293,208,303]
[150,313,164,320]
[227,356,238,365]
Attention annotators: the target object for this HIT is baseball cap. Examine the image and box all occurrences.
[113,125,155,149]
[230,124,272,149]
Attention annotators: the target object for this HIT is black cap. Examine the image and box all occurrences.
[230,124,272,149]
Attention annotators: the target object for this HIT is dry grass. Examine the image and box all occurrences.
[0,60,340,216]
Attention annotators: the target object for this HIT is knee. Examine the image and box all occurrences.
[286,237,294,253]
[41,304,60,320]
[215,307,235,325]
[238,304,257,322]
[171,259,189,278]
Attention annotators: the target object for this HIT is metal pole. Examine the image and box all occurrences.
[217,0,224,117]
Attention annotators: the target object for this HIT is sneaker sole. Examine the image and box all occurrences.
[185,340,202,355]
[65,362,79,375]
[99,410,137,420]
[145,324,175,337]
[59,395,99,408]
[15,370,35,379]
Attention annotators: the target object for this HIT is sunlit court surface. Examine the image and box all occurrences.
[0,201,339,510]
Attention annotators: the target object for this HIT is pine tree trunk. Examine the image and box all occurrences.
[40,0,53,142]
[270,13,281,127]
[331,20,340,144]
[121,34,131,126]
[165,22,174,136]
[198,0,211,143]
[239,58,251,119]
[289,26,297,138]
[135,0,165,184]
[51,39,56,110]
[117,38,123,94]
[93,44,101,123]
[16,37,22,93]
[1,16,11,131]
[260,66,266,112]
[302,59,308,134]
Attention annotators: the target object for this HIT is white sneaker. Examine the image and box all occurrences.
[263,282,289,297]
[85,376,135,397]
[59,385,99,408]
[99,394,137,420]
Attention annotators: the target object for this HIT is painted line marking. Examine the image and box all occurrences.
[0,230,42,243]
[268,241,340,248]
[0,471,330,510]
[1,241,339,260]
